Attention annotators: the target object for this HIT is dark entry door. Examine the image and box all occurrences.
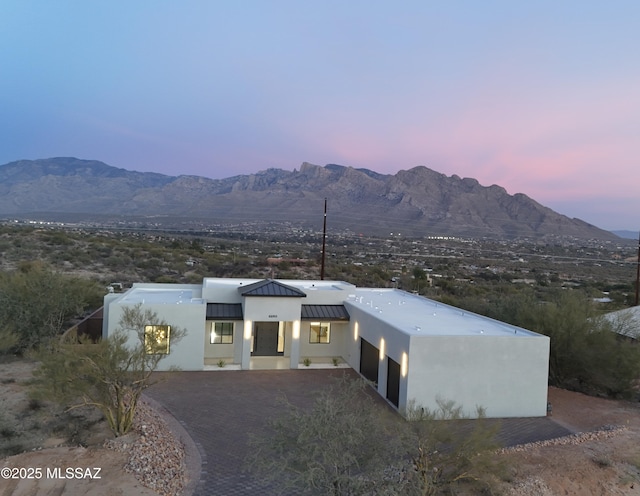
[360,338,379,384]
[387,357,400,407]
[252,322,280,356]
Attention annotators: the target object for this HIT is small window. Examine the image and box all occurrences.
[144,325,171,355]
[211,322,234,344]
[309,322,330,344]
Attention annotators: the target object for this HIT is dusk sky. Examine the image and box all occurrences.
[2,2,639,231]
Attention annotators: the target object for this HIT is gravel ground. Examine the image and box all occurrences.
[104,398,186,496]
[499,424,628,453]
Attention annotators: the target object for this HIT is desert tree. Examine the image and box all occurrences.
[0,262,102,352]
[400,399,503,496]
[246,375,403,495]
[32,303,185,436]
[508,291,640,397]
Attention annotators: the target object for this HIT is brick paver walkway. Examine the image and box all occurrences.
[146,369,572,496]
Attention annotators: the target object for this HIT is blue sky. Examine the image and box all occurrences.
[1,1,639,230]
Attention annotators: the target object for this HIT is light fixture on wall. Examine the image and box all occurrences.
[293,320,300,340]
[401,352,408,377]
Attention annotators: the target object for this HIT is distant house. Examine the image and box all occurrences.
[603,306,640,340]
[103,277,550,419]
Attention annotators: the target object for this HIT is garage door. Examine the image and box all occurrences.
[386,357,400,407]
[360,338,379,384]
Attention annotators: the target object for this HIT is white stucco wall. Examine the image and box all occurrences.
[202,278,246,303]
[406,335,549,418]
[101,292,121,339]
[104,299,206,371]
[344,300,549,419]
[299,322,348,359]
[344,303,412,371]
[242,297,303,322]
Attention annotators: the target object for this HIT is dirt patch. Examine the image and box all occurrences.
[497,387,640,495]
[0,358,111,458]
[0,358,187,496]
[1,446,158,496]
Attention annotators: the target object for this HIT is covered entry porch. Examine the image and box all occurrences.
[204,318,303,370]
[204,314,351,371]
[204,279,351,371]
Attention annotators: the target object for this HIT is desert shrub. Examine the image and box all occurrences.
[401,399,504,495]
[32,304,186,437]
[0,264,102,352]
[472,290,640,398]
[247,377,504,495]
[247,376,402,495]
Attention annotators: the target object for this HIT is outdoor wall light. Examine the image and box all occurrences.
[401,352,408,377]
[293,320,300,340]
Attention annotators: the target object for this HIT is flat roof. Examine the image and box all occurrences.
[347,289,541,338]
[119,288,203,305]
[124,278,542,338]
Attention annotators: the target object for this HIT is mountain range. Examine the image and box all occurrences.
[0,157,618,240]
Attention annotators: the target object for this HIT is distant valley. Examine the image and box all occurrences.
[0,157,620,241]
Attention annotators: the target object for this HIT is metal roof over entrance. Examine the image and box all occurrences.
[238,279,307,297]
[301,305,350,321]
[206,303,244,320]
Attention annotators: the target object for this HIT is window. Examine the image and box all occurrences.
[211,322,234,344]
[144,325,171,355]
[309,322,330,344]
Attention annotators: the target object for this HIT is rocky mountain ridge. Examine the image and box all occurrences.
[0,157,617,240]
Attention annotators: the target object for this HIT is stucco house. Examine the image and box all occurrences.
[103,277,550,418]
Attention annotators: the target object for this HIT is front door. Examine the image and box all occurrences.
[252,322,281,356]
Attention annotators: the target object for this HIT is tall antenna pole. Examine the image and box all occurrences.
[320,198,327,280]
[635,230,640,306]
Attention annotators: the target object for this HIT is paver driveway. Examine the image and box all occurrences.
[146,369,572,496]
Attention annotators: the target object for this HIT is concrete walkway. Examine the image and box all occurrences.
[146,369,571,496]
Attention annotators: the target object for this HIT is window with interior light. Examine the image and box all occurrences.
[211,322,234,344]
[309,322,330,344]
[144,325,171,355]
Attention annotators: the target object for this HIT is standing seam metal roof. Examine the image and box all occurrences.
[301,305,350,321]
[238,279,307,297]
[206,303,244,320]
